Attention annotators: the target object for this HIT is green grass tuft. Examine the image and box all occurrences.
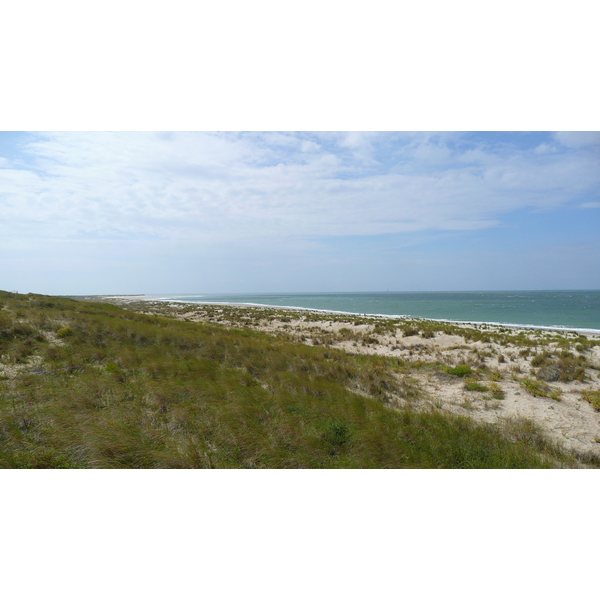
[447,364,473,377]
[520,378,562,401]
[581,390,600,411]
[464,380,489,392]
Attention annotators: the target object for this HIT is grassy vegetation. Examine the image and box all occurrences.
[530,350,587,382]
[447,364,474,378]
[464,380,489,393]
[581,390,600,411]
[488,382,505,400]
[519,378,563,401]
[0,291,593,468]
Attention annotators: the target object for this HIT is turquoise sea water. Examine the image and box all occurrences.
[161,291,600,332]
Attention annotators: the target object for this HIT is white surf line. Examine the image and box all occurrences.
[146,298,600,336]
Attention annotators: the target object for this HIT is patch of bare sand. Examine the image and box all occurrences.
[0,354,44,379]
[406,371,600,457]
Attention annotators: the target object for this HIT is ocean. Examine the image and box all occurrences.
[160,291,600,333]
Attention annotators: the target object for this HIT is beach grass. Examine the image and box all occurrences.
[0,290,596,468]
[581,390,600,411]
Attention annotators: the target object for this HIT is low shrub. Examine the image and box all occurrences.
[528,350,587,382]
[489,382,505,400]
[447,364,473,377]
[464,379,489,392]
[402,327,420,337]
[581,390,600,411]
[531,352,551,367]
[520,378,562,401]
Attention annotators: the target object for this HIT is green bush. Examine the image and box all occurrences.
[402,327,420,337]
[447,364,473,377]
[527,350,587,382]
[520,378,562,401]
[531,352,551,367]
[465,380,489,392]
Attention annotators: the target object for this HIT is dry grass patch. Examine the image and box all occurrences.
[581,390,600,411]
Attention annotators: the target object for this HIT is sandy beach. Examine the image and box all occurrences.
[87,296,600,461]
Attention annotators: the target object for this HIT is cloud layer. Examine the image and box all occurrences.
[2,132,598,243]
[1,131,599,293]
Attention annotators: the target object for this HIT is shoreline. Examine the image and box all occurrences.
[94,295,600,337]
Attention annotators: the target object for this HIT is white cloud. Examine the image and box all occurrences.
[300,140,321,153]
[533,143,555,154]
[336,131,380,163]
[456,148,496,164]
[412,142,453,165]
[579,201,600,208]
[1,131,598,247]
[554,131,600,148]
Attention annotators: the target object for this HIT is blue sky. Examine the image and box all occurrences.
[1,131,599,295]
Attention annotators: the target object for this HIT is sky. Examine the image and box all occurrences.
[1,131,599,295]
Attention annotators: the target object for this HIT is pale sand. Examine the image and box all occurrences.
[94,297,600,460]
